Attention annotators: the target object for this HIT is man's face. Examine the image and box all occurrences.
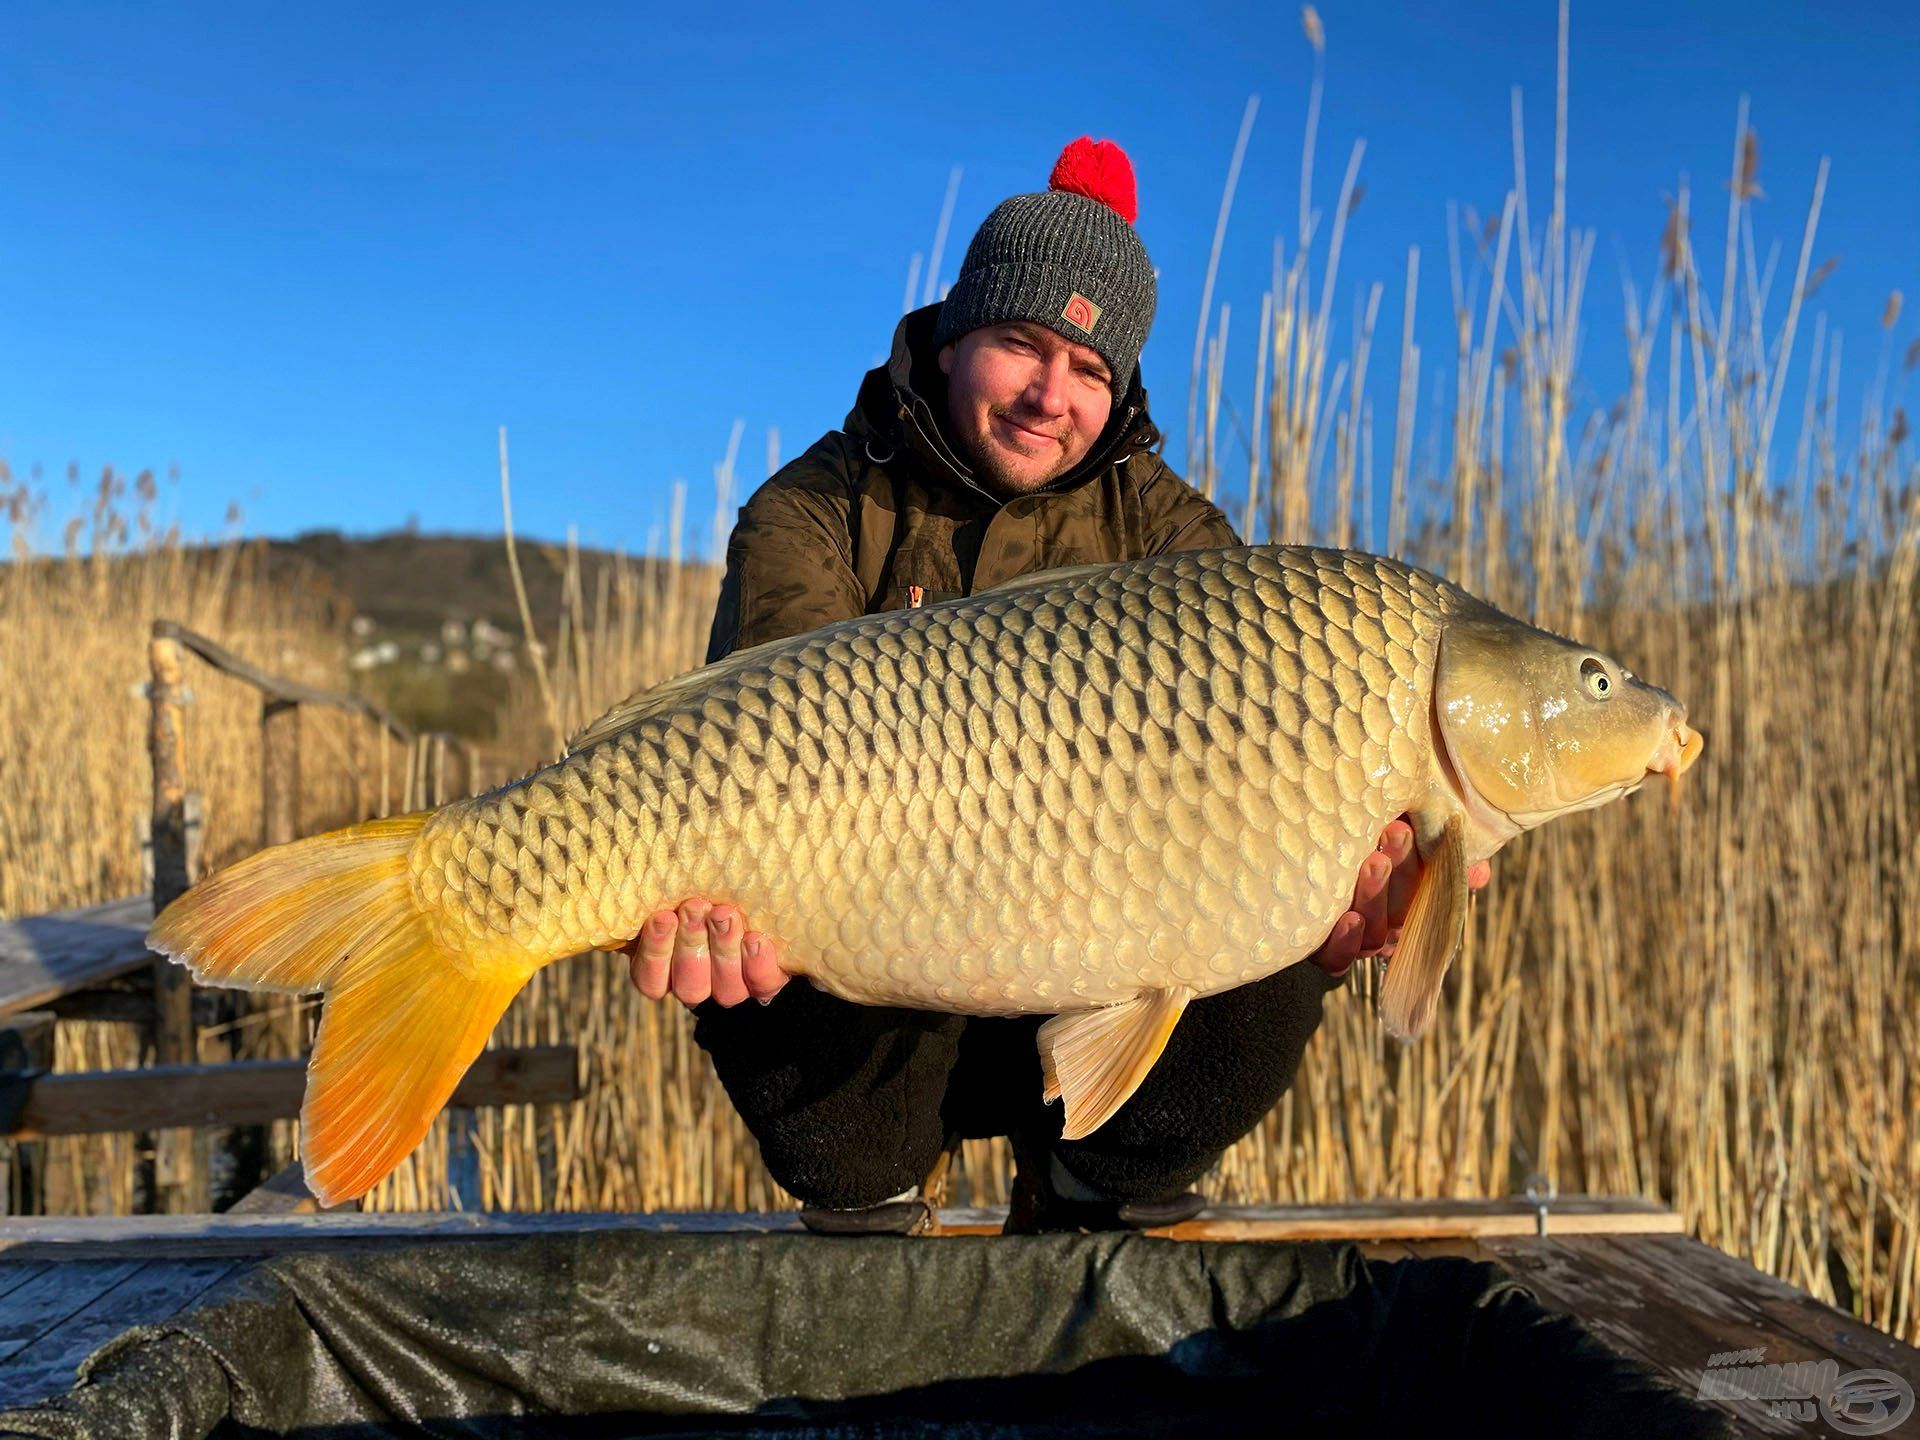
[939,322,1114,495]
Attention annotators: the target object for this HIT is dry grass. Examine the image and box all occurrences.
[1189,9,1920,1335]
[0,466,482,1210]
[3,8,1917,1344]
[1,470,349,917]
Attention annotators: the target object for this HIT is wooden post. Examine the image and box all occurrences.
[146,628,202,1213]
[434,729,478,1207]
[261,699,300,848]
[267,699,309,1183]
[0,1013,55,1215]
[422,733,443,806]
[350,716,367,820]
[197,698,302,1210]
[446,1109,482,1212]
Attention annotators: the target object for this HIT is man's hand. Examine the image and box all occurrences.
[1309,817,1494,979]
[619,900,789,1008]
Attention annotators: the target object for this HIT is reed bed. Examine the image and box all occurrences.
[1198,12,1920,1338]
[4,8,1917,1344]
[0,466,502,1209]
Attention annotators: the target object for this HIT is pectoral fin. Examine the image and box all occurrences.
[1038,986,1193,1140]
[1378,813,1468,1041]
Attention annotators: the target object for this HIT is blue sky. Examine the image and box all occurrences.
[3,1,1915,553]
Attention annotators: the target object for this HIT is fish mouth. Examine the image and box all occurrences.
[1649,719,1706,808]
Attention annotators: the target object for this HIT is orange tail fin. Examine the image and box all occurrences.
[147,812,529,1207]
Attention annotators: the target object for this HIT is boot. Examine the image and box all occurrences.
[1002,1140,1208,1235]
[798,1188,935,1236]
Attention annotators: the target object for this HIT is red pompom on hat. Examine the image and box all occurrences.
[1048,137,1138,225]
[934,134,1156,395]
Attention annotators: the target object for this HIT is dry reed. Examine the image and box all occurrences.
[0,464,420,1209]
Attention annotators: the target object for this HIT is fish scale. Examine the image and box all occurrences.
[412,545,1447,1011]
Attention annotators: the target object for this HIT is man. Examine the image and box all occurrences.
[621,139,1485,1232]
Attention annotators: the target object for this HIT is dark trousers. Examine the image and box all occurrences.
[692,963,1343,1209]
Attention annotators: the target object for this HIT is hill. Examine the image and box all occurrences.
[260,528,633,641]
[249,528,713,741]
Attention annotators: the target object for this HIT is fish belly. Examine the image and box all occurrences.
[417,546,1445,1013]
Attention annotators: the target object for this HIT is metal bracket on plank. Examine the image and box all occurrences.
[1522,1173,1557,1236]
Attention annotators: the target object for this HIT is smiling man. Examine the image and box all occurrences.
[622,139,1482,1234]
[940,320,1114,492]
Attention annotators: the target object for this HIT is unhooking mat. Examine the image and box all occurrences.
[0,1231,1732,1439]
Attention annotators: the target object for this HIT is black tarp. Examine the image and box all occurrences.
[0,1232,1732,1439]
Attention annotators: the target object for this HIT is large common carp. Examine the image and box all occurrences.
[149,545,1702,1206]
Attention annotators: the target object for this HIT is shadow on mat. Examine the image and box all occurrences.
[228,1290,1729,1440]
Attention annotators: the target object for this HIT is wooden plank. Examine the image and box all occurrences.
[4,1044,581,1140]
[1159,1200,1683,1242]
[1167,1195,1679,1221]
[153,620,413,744]
[0,1209,810,1260]
[1540,1236,1917,1388]
[927,1198,1681,1240]
[0,1266,51,1305]
[45,987,154,1026]
[229,1161,355,1216]
[0,1260,238,1410]
[1480,1234,1920,1438]
[0,896,154,1019]
[1594,1233,1919,1377]
[0,1199,1670,1261]
[0,1264,143,1363]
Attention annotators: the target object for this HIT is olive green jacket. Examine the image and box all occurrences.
[706,305,1240,662]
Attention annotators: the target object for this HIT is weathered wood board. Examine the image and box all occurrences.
[3,1044,581,1140]
[0,897,154,1020]
[1475,1232,1919,1439]
[0,1259,238,1410]
[0,1195,1674,1261]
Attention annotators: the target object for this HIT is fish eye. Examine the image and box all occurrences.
[1580,657,1613,699]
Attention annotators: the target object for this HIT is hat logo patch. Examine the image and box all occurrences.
[1061,292,1102,334]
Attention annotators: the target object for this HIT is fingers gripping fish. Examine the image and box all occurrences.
[147,545,1703,1206]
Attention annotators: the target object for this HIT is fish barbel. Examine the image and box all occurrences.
[148,545,1702,1205]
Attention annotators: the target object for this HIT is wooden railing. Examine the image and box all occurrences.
[0,622,572,1221]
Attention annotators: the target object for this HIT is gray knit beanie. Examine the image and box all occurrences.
[933,138,1155,399]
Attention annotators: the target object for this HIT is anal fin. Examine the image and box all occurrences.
[1378,812,1468,1040]
[1038,987,1192,1140]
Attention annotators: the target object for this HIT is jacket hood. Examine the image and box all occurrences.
[844,304,1161,502]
